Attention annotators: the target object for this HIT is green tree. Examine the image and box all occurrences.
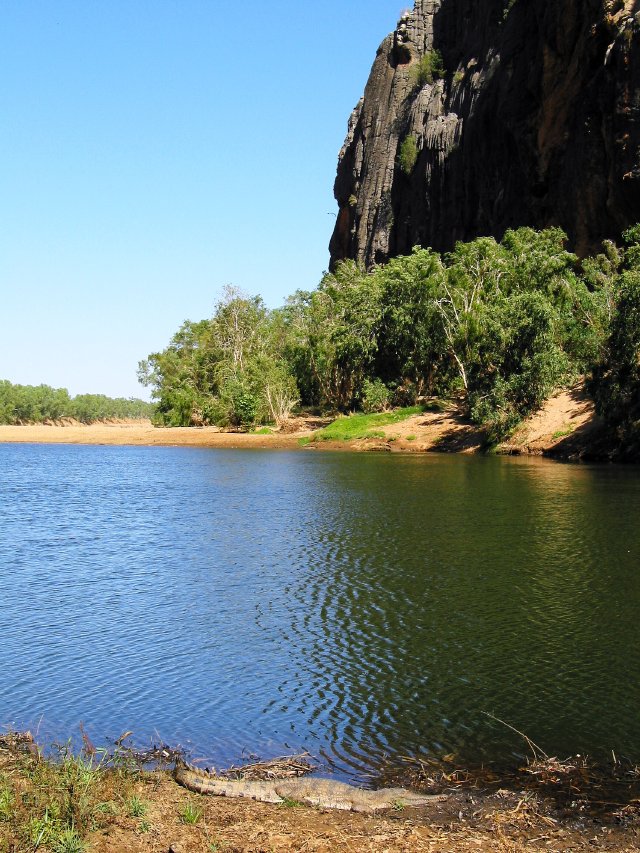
[139,285,301,428]
[589,227,640,443]
[138,318,215,425]
[434,236,510,394]
[282,262,381,412]
[469,290,569,440]
[374,247,446,401]
[431,231,576,437]
[590,271,640,439]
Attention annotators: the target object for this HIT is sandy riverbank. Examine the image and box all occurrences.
[0,421,309,450]
[0,384,606,458]
[1,731,639,853]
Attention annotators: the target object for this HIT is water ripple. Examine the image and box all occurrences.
[1,446,640,776]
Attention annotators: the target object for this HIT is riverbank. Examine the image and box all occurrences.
[0,420,310,450]
[1,733,639,853]
[0,384,607,459]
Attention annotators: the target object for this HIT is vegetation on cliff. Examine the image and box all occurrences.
[0,382,153,425]
[140,226,640,444]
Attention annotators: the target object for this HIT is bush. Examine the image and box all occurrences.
[590,269,640,440]
[361,379,390,413]
[413,50,445,88]
[398,135,418,174]
[225,382,258,429]
[153,388,198,426]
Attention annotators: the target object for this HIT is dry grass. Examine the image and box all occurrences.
[215,752,316,781]
[2,733,640,853]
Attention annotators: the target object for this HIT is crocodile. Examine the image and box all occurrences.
[175,763,446,813]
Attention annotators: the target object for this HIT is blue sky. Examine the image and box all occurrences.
[0,1,402,399]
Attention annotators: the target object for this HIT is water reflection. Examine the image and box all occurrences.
[278,456,640,771]
[1,446,639,778]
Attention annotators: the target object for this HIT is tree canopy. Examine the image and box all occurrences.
[0,382,153,425]
[140,227,632,441]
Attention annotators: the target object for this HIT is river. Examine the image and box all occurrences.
[1,444,638,779]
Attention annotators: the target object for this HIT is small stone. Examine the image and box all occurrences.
[168,844,183,853]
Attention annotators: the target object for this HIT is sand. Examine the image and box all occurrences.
[0,384,605,459]
[0,421,307,450]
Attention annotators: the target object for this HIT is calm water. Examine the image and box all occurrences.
[1,444,639,780]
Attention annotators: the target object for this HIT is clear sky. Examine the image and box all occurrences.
[1,0,402,399]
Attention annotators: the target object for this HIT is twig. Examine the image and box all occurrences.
[482,712,549,760]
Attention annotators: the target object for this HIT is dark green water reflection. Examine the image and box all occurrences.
[277,455,640,772]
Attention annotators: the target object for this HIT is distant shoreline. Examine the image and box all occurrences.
[0,386,606,459]
[0,421,308,450]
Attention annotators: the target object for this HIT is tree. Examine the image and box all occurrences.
[431,232,574,438]
[211,285,269,376]
[589,226,640,442]
[374,247,446,400]
[433,237,510,394]
[138,318,215,425]
[590,271,640,438]
[139,285,301,428]
[283,262,381,412]
[469,290,568,439]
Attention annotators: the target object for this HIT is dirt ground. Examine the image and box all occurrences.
[3,756,640,853]
[2,732,640,853]
[497,385,603,458]
[87,772,640,853]
[0,385,606,459]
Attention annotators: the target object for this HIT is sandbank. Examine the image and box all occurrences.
[0,385,605,459]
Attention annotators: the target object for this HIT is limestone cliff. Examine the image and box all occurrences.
[329,0,640,267]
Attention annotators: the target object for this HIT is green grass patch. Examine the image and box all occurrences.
[278,796,304,808]
[251,426,274,435]
[0,732,144,853]
[406,434,417,442]
[311,407,422,442]
[51,828,86,853]
[126,795,147,817]
[551,425,575,440]
[180,802,203,824]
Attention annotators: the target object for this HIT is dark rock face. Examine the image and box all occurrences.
[329,0,640,268]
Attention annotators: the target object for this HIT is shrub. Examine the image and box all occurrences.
[226,384,258,429]
[413,50,445,88]
[398,134,418,174]
[361,378,390,413]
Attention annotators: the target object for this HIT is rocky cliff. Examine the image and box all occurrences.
[329,0,640,268]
